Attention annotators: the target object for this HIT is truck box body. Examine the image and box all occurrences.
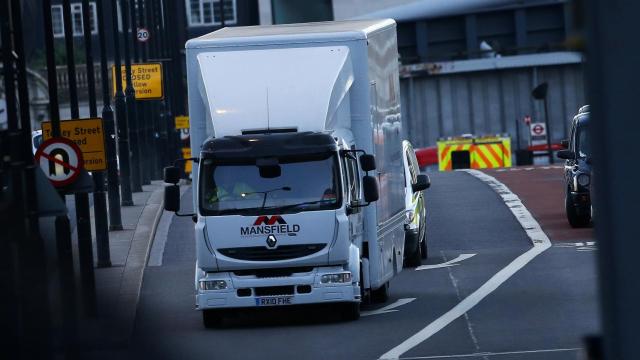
[185,20,405,312]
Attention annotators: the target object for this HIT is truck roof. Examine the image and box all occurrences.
[186,19,395,48]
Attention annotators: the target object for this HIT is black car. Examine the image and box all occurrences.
[558,107,592,227]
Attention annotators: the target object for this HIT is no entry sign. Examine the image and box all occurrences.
[34,137,84,187]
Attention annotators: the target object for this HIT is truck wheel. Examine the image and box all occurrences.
[565,193,590,228]
[405,234,422,267]
[370,282,389,303]
[202,309,224,328]
[340,302,360,321]
[420,228,428,259]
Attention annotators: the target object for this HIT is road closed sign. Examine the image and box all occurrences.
[34,137,84,187]
[42,118,107,171]
[112,63,163,100]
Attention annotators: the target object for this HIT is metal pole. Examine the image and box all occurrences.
[121,0,143,192]
[111,0,135,206]
[157,0,171,176]
[219,0,226,28]
[8,0,53,355]
[147,0,161,178]
[542,98,554,164]
[132,0,151,185]
[80,0,101,316]
[42,0,78,355]
[97,0,122,235]
[139,0,153,183]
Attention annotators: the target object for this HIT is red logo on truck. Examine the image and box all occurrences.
[253,215,287,226]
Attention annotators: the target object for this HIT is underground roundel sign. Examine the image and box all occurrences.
[34,137,84,188]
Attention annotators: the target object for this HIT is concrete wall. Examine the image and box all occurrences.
[400,62,585,149]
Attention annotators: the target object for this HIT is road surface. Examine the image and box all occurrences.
[131,168,599,360]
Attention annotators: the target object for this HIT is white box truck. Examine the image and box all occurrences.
[163,19,415,327]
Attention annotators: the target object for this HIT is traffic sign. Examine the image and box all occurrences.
[175,115,189,129]
[530,122,546,137]
[34,137,84,188]
[137,27,150,42]
[41,118,107,171]
[112,63,164,100]
[182,147,193,173]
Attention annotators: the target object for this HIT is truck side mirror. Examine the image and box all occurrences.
[560,139,569,149]
[557,150,575,160]
[412,174,430,192]
[362,175,379,203]
[164,184,181,212]
[164,166,181,184]
[360,154,376,172]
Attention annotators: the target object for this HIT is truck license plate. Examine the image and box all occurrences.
[256,296,293,306]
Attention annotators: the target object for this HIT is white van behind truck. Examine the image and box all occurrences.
[163,19,412,327]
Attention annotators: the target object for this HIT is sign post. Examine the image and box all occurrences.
[111,63,164,100]
[34,137,84,188]
[41,118,107,171]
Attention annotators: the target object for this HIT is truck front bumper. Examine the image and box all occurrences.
[195,266,360,310]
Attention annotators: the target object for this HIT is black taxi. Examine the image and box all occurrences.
[557,105,592,227]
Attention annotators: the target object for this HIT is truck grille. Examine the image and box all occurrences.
[255,286,295,296]
[233,266,314,278]
[218,244,326,261]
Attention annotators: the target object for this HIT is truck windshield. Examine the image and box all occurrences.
[199,153,341,216]
[576,123,590,158]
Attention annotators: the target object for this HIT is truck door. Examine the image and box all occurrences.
[344,153,364,247]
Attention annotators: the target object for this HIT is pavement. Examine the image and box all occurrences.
[39,181,167,355]
[118,166,600,360]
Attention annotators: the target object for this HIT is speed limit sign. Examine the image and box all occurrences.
[137,27,150,43]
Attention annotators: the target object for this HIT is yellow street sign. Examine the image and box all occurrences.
[182,147,192,173]
[175,115,189,129]
[111,63,164,100]
[42,118,107,171]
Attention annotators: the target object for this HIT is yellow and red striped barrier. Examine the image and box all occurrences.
[437,136,512,171]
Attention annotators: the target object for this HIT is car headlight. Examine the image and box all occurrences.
[577,173,590,187]
[199,280,227,290]
[321,272,352,284]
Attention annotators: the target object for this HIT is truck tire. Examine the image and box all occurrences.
[370,282,389,303]
[420,228,428,259]
[566,193,590,228]
[202,309,223,328]
[341,302,360,321]
[405,233,422,268]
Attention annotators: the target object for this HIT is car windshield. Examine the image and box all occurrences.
[576,123,590,158]
[199,153,341,216]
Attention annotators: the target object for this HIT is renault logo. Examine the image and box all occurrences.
[266,235,277,248]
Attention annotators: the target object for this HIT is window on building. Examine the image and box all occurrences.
[51,2,98,38]
[187,0,237,27]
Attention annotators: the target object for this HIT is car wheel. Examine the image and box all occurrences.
[202,309,224,328]
[340,302,361,321]
[370,282,389,303]
[565,192,590,228]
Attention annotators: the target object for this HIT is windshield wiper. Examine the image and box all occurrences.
[260,199,335,213]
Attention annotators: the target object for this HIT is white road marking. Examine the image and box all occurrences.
[379,170,551,360]
[362,298,416,317]
[415,254,476,271]
[398,347,581,359]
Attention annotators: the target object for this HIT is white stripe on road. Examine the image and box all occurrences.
[148,185,190,267]
[379,170,552,360]
[362,298,416,317]
[398,347,581,359]
[415,254,476,271]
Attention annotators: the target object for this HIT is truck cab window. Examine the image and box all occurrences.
[199,154,342,216]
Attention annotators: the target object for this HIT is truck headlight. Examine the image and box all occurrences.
[321,272,352,284]
[577,174,590,187]
[199,280,227,290]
